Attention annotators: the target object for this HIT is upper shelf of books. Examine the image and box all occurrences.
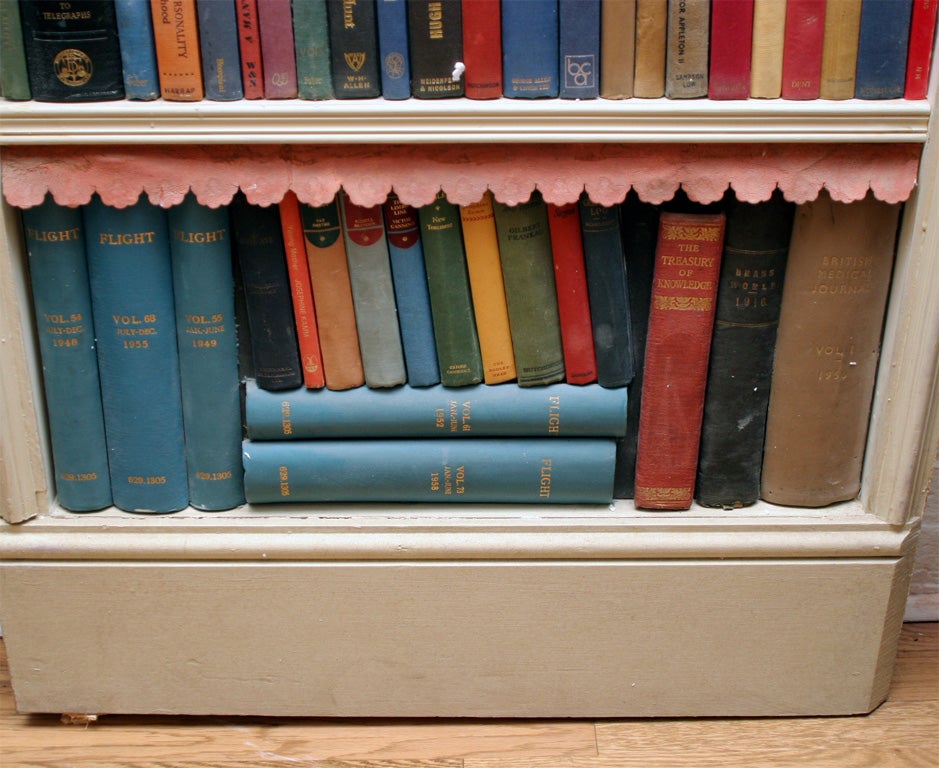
[0,97,931,145]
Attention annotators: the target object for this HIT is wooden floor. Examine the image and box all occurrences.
[1,624,936,768]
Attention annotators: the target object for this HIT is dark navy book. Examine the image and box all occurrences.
[377,0,411,98]
[327,0,382,97]
[502,0,559,97]
[407,0,464,97]
[559,0,599,99]
[197,0,245,100]
[855,0,914,98]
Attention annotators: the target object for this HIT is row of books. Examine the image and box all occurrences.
[3,0,936,103]
[21,186,900,514]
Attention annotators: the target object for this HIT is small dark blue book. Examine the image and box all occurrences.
[502,0,559,98]
[377,0,411,99]
[114,0,160,100]
[855,0,914,99]
[559,0,599,99]
[197,0,245,100]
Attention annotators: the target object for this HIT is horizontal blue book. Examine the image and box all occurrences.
[377,0,411,99]
[244,379,628,438]
[114,0,160,100]
[197,0,245,100]
[502,0,559,97]
[22,196,112,512]
[243,437,617,503]
[559,0,599,99]
[855,0,914,99]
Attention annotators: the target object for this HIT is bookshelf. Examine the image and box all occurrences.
[0,93,937,717]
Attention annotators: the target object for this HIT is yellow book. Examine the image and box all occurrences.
[819,0,863,100]
[750,0,786,98]
[633,0,667,98]
[459,192,517,384]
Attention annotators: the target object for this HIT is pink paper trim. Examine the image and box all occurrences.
[1,143,921,210]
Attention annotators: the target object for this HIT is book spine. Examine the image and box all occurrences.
[761,192,900,507]
[83,195,189,513]
[167,194,245,511]
[819,0,863,99]
[407,0,463,97]
[749,0,786,97]
[114,0,160,100]
[280,191,327,389]
[196,0,244,100]
[781,0,827,99]
[150,0,204,100]
[20,0,125,101]
[294,0,335,99]
[339,192,407,388]
[579,198,634,388]
[243,437,618,504]
[418,191,484,387]
[492,192,566,387]
[634,210,726,510]
[0,0,31,99]
[695,193,794,509]
[707,0,754,100]
[559,0,600,99]
[904,0,938,99]
[665,0,709,98]
[376,0,411,99]
[245,379,629,438]
[382,194,441,387]
[633,0,667,97]
[461,0,502,98]
[855,0,914,98]
[257,0,298,97]
[230,194,304,391]
[299,198,366,390]
[546,202,598,385]
[22,197,111,511]
[459,192,517,384]
[502,0,559,97]
[599,0,636,99]
[237,0,265,97]
[327,0,381,97]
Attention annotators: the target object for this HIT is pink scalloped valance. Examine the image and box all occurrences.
[1,143,921,210]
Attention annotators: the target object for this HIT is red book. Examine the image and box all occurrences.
[237,0,265,99]
[708,0,755,100]
[547,202,598,385]
[462,0,502,99]
[280,191,326,389]
[257,0,298,98]
[634,211,726,510]
[905,0,938,99]
[781,0,827,99]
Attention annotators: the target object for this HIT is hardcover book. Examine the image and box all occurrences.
[695,192,794,509]
[461,0,502,98]
[243,437,618,504]
[294,0,335,99]
[708,0,754,100]
[115,0,160,100]
[761,191,900,507]
[327,0,381,97]
[0,0,30,99]
[634,210,726,510]
[559,0,600,99]
[665,0,709,98]
[22,196,111,512]
[904,0,938,99]
[502,0,559,97]
[149,0,204,100]
[376,0,411,99]
[749,0,786,98]
[83,194,189,513]
[781,0,827,99]
[197,0,244,100]
[407,0,464,97]
[855,0,913,99]
[237,0,265,98]
[633,0,667,97]
[819,0,863,99]
[599,0,636,99]
[168,194,245,511]
[257,0,298,97]
[19,0,125,101]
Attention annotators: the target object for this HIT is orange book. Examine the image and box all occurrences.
[459,192,517,384]
[279,191,326,389]
[150,0,204,100]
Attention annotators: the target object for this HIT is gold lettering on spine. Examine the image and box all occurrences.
[26,227,81,243]
[428,2,444,39]
[539,458,553,498]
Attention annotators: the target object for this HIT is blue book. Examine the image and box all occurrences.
[502,0,559,97]
[382,194,440,386]
[196,0,245,100]
[243,437,618,503]
[113,0,160,100]
[559,0,599,99]
[22,196,111,512]
[83,195,189,513]
[377,0,411,99]
[855,0,914,99]
[168,194,245,510]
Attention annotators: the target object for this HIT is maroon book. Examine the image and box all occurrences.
[462,0,502,99]
[781,0,827,99]
[257,0,298,98]
[708,0,754,100]
[237,0,265,98]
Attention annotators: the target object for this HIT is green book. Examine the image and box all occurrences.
[418,191,483,386]
[1,0,31,99]
[293,0,334,99]
[492,191,566,386]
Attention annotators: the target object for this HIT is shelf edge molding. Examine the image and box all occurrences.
[1,142,922,210]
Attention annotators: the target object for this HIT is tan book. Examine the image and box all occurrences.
[634,0,667,97]
[750,0,786,98]
[665,0,709,98]
[819,0,864,99]
[149,0,204,101]
[600,0,637,99]
[760,191,901,507]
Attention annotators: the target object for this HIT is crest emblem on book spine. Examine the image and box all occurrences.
[345,52,367,72]
[54,48,93,87]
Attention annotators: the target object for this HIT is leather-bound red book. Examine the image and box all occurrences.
[781,0,827,99]
[634,211,726,510]
[905,0,939,99]
[708,0,755,100]
[237,0,265,99]
[462,0,502,99]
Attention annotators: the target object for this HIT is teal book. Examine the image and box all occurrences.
[114,0,160,100]
[22,196,111,511]
[294,0,335,99]
[243,437,618,503]
[83,195,189,513]
[1,0,31,99]
[168,194,245,511]
[244,379,629,438]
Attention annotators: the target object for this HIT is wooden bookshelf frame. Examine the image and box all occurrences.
[0,94,936,716]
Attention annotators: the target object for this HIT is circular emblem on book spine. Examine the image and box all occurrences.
[385,52,406,80]
[53,48,93,87]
